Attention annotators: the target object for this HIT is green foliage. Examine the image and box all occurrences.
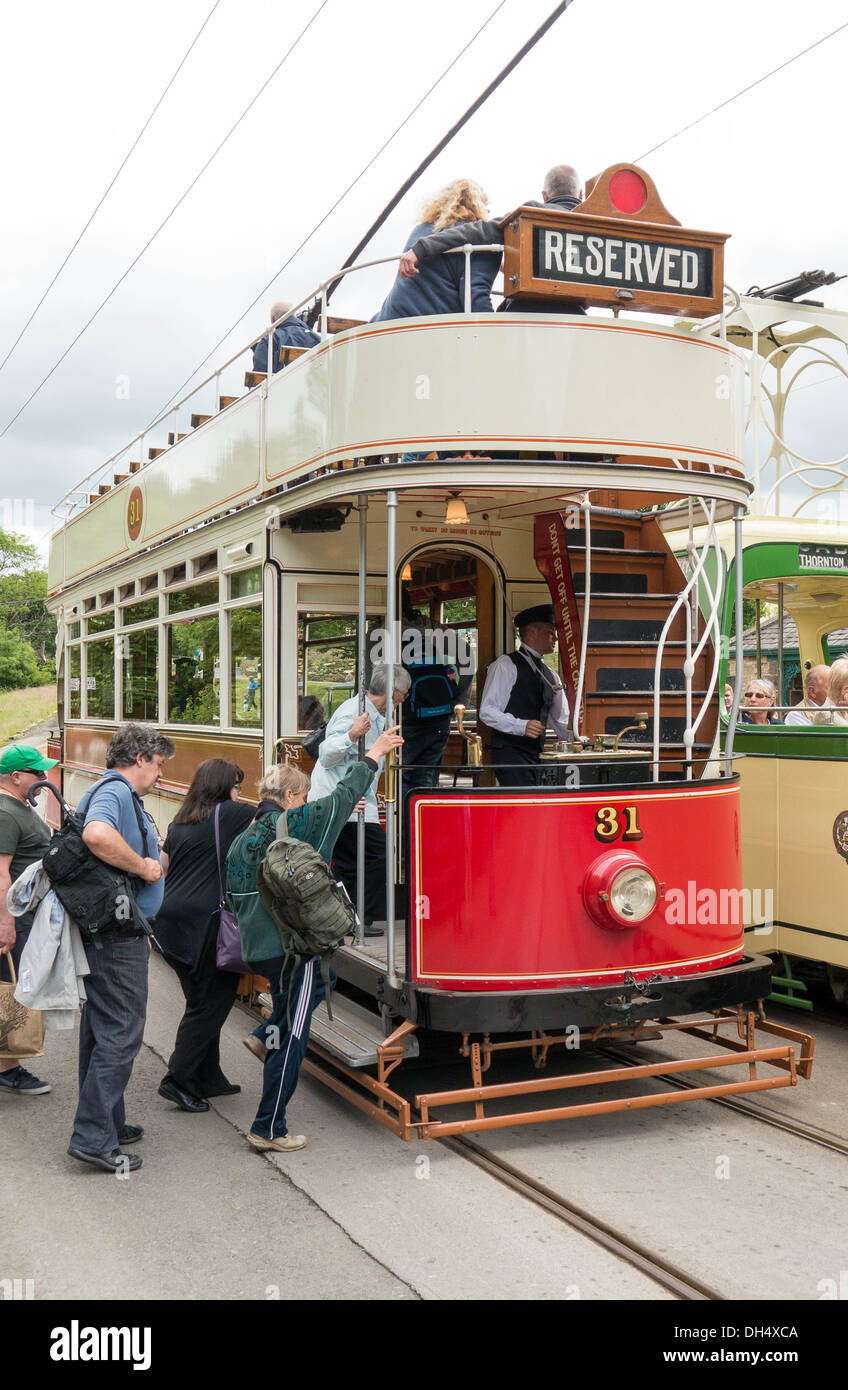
[0,622,39,690]
[0,527,54,678]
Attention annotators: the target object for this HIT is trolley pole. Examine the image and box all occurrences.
[356,495,368,945]
[385,489,398,983]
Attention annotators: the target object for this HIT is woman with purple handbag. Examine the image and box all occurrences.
[153,760,254,1112]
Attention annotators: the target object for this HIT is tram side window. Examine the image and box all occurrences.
[297,613,381,723]
[122,627,158,721]
[69,645,81,718]
[168,616,220,724]
[86,637,115,719]
[231,606,261,728]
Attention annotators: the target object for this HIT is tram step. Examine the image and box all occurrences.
[309,997,419,1069]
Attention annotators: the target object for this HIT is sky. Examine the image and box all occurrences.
[1,0,846,556]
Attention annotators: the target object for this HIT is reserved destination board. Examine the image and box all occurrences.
[532,226,714,298]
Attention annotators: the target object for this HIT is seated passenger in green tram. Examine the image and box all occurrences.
[808,658,848,726]
[784,665,829,726]
[739,677,783,725]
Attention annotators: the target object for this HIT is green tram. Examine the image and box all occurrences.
[663,292,848,1006]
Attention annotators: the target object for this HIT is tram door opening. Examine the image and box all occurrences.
[402,548,496,773]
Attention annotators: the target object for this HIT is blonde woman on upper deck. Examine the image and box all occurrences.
[371,178,502,322]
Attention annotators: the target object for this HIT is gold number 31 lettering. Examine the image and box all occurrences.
[594,805,643,842]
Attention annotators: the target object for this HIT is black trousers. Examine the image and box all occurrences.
[491,744,542,788]
[163,933,240,1098]
[331,822,387,927]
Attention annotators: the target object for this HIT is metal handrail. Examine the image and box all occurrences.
[51,244,507,524]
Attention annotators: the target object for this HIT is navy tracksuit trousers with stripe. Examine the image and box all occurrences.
[249,956,329,1139]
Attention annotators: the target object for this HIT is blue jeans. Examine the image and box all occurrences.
[401,717,451,792]
[249,956,331,1138]
[71,933,149,1155]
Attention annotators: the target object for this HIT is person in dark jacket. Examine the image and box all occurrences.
[398,164,585,314]
[252,299,319,373]
[372,178,501,323]
[227,725,403,1153]
[154,759,255,1111]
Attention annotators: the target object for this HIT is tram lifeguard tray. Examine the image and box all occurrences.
[502,163,728,317]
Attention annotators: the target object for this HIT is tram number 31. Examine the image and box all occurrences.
[594,805,643,842]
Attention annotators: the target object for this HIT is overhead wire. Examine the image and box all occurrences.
[0,0,223,377]
[0,0,330,442]
[147,0,516,423]
[635,18,848,162]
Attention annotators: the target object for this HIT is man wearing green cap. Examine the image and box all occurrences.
[0,743,58,1095]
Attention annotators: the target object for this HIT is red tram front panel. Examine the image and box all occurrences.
[408,782,743,990]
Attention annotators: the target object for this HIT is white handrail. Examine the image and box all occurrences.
[571,493,592,739]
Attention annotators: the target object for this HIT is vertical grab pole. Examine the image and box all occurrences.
[385,489,398,982]
[356,495,368,946]
[725,505,745,775]
[463,245,473,314]
[777,581,784,714]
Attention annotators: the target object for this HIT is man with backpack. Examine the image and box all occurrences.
[399,605,462,794]
[66,724,174,1173]
[226,722,402,1154]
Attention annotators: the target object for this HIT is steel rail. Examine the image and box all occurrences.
[598,1046,848,1158]
[442,1134,725,1301]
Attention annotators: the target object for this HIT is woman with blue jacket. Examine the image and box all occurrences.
[372,178,501,322]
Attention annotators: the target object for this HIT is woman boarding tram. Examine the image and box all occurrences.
[44,162,815,1139]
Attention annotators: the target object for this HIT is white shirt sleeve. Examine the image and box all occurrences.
[480,654,573,738]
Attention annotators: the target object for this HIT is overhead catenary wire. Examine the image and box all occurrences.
[0,0,223,378]
[0,0,331,443]
[147,0,513,423]
[634,18,848,162]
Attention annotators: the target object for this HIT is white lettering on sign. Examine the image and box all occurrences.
[565,232,583,271]
[663,247,680,288]
[682,250,698,289]
[544,229,564,272]
[604,239,623,279]
[624,241,643,281]
[585,236,604,277]
[644,245,663,284]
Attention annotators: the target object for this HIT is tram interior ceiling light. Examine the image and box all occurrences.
[445,493,468,525]
[401,563,412,581]
[746,269,845,306]
[282,506,351,534]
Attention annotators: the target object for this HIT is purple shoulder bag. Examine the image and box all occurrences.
[213,804,250,974]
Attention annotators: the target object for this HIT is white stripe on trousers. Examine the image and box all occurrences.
[268,959,315,1136]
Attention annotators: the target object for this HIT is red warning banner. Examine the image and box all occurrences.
[533,512,583,723]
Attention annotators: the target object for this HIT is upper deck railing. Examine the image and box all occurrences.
[50,244,505,528]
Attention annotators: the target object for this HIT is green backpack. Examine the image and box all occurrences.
[257,812,357,1018]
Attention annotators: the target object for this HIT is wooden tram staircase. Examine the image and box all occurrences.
[566,505,719,776]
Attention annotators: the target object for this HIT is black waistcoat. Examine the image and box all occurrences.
[494,650,553,752]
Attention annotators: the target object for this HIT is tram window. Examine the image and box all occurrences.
[229,566,262,599]
[298,613,380,715]
[68,621,81,641]
[69,646,81,718]
[168,579,219,615]
[86,638,115,719]
[122,597,158,626]
[122,627,159,722]
[87,610,114,634]
[824,627,848,664]
[168,616,220,724]
[231,606,261,728]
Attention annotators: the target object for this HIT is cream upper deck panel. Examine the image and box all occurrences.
[47,313,746,598]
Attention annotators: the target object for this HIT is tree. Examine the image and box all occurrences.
[0,622,39,690]
[0,527,56,674]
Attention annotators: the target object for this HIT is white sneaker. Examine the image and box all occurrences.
[247,1131,307,1153]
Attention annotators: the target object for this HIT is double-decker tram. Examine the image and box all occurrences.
[661,286,848,1009]
[45,163,814,1139]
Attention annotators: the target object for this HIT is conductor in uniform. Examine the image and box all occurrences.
[479,605,572,786]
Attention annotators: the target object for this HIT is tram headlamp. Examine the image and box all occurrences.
[583,851,659,931]
[609,866,657,922]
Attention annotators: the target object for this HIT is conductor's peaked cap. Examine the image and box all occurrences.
[514,604,556,630]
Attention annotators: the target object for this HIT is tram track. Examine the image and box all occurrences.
[596,1046,848,1158]
[440,1133,726,1301]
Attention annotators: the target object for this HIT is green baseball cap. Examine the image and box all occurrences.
[0,744,58,774]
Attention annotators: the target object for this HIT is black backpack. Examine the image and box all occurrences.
[405,661,458,721]
[34,776,153,943]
